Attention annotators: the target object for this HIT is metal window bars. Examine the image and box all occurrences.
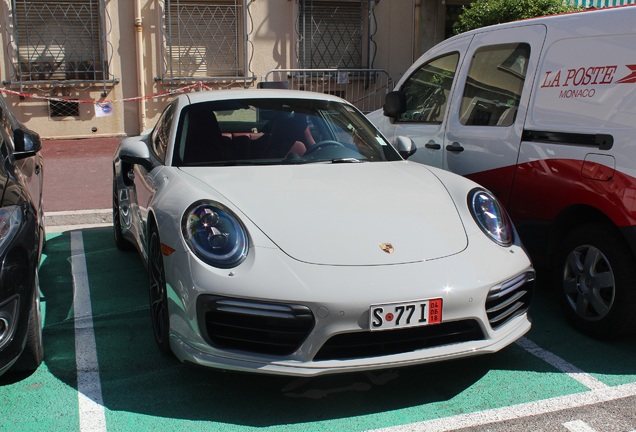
[161,0,252,84]
[6,0,115,89]
[297,0,371,69]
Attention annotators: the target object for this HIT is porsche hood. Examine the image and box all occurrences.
[180,162,468,266]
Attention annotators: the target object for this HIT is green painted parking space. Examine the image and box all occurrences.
[523,277,636,389]
[1,228,636,432]
[1,231,79,431]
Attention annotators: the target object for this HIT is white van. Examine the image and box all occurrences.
[367,5,636,338]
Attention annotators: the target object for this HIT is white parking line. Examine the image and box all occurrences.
[563,420,597,432]
[368,382,636,432]
[515,337,608,390]
[71,231,107,432]
[369,336,636,432]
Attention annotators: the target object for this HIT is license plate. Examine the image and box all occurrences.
[370,298,442,331]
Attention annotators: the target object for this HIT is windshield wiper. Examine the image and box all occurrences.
[280,158,315,165]
[331,158,365,163]
[184,160,271,167]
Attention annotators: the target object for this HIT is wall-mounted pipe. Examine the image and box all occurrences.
[134,0,147,132]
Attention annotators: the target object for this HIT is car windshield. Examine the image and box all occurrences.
[173,98,401,166]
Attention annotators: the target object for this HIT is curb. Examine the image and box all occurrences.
[45,209,112,227]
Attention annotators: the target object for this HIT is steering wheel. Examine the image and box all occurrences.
[303,140,345,156]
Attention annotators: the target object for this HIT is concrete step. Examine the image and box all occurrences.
[45,209,112,232]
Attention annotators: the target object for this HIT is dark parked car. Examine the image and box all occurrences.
[0,94,44,377]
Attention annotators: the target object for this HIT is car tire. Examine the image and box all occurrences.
[556,223,636,338]
[13,275,44,372]
[148,226,171,354]
[113,179,133,251]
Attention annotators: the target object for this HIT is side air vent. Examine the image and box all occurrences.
[197,296,315,356]
[486,271,535,330]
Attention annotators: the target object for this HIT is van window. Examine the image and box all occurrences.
[460,43,530,127]
[398,53,459,123]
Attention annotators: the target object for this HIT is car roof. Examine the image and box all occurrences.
[182,88,350,105]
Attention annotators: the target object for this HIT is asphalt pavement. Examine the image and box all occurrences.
[41,136,121,231]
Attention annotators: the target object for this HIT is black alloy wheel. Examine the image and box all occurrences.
[112,179,132,251]
[148,227,171,354]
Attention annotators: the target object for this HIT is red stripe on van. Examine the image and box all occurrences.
[466,159,636,228]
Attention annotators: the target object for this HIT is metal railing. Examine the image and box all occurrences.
[263,68,393,113]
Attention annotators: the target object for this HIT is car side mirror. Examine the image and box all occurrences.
[383,91,407,119]
[119,139,154,172]
[394,136,416,159]
[13,129,42,160]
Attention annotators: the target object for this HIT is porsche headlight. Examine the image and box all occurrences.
[468,188,514,247]
[182,201,249,268]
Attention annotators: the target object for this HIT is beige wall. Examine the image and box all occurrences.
[417,0,446,57]
[0,0,429,140]
[371,0,416,85]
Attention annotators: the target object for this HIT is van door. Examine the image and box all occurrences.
[379,35,473,168]
[443,25,547,206]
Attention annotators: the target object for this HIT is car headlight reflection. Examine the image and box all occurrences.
[0,206,23,256]
[182,201,249,268]
[468,189,514,247]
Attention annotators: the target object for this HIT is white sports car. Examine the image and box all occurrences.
[113,89,534,376]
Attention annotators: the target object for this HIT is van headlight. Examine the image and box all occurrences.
[468,188,514,246]
[182,201,249,268]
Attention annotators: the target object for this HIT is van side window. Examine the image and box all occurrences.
[398,53,459,123]
[460,43,530,127]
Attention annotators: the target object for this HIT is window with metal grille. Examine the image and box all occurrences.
[9,0,107,83]
[298,0,369,69]
[163,0,246,80]
[49,99,80,118]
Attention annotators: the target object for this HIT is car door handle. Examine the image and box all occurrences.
[446,142,464,153]
[425,141,441,150]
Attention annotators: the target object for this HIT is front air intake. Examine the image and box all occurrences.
[197,296,315,356]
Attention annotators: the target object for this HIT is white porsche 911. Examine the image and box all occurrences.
[113,89,534,376]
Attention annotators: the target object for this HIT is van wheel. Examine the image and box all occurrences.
[556,224,636,338]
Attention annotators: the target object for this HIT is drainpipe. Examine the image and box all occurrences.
[134,0,147,132]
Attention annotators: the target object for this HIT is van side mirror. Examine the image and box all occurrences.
[394,136,416,159]
[13,129,42,160]
[383,91,407,119]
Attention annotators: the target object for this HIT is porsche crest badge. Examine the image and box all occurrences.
[379,243,394,254]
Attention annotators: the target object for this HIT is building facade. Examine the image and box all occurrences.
[7,0,629,139]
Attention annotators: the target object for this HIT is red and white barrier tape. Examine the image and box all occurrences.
[0,81,214,104]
